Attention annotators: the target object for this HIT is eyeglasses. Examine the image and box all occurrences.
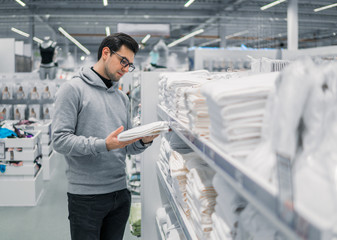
[111,50,135,72]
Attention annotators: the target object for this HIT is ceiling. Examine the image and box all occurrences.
[1,0,337,59]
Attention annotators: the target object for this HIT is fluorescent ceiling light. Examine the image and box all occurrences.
[105,26,110,36]
[15,0,26,7]
[11,27,29,37]
[141,34,151,44]
[58,27,91,55]
[33,37,43,44]
[11,27,44,44]
[184,0,195,7]
[260,0,286,11]
[225,30,249,39]
[198,30,249,47]
[103,0,108,6]
[199,39,221,47]
[168,29,204,48]
[314,3,337,12]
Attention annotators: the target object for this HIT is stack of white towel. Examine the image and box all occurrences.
[169,150,189,215]
[168,149,208,219]
[211,173,247,240]
[175,86,191,124]
[201,72,279,161]
[185,161,217,240]
[117,121,170,141]
[184,87,211,138]
[158,71,210,117]
[158,137,173,185]
[159,138,220,239]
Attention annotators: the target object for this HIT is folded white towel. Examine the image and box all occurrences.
[117,121,170,141]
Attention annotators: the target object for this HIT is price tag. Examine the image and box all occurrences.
[0,142,5,159]
[276,153,294,226]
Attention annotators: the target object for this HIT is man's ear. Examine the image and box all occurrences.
[102,47,110,60]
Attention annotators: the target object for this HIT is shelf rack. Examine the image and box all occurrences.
[157,104,326,240]
[156,162,197,240]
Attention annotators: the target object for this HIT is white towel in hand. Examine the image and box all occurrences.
[117,121,170,141]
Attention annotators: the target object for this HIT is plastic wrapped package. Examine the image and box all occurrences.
[14,83,28,100]
[267,58,337,234]
[13,104,26,120]
[0,104,12,121]
[28,104,40,120]
[1,83,13,100]
[212,173,246,233]
[237,204,284,240]
[291,62,337,232]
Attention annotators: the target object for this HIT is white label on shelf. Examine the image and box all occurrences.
[0,142,5,159]
[276,153,294,225]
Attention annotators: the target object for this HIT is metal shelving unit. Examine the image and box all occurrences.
[157,104,327,240]
[156,163,197,240]
[156,216,167,240]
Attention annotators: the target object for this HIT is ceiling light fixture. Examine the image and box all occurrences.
[58,27,91,55]
[168,29,204,48]
[15,0,26,7]
[11,27,43,44]
[105,26,110,36]
[199,39,221,47]
[141,34,151,44]
[33,37,43,44]
[260,0,286,11]
[11,27,29,37]
[184,0,195,7]
[103,0,108,6]
[314,3,337,12]
[225,30,249,39]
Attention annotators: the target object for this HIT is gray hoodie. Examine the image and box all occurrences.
[52,66,147,194]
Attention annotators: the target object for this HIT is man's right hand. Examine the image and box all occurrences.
[105,126,140,151]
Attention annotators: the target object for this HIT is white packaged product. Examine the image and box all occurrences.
[1,82,13,100]
[13,104,26,120]
[28,104,40,120]
[0,104,12,121]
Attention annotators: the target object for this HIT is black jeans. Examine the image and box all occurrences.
[67,189,131,240]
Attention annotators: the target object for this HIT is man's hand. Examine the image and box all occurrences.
[105,126,140,151]
[141,134,159,144]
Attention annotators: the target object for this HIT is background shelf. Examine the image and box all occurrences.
[157,104,324,240]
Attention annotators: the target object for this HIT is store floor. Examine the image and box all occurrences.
[0,152,139,240]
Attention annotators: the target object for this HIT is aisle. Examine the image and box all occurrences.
[0,153,140,240]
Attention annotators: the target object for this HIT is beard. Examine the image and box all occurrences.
[104,65,120,82]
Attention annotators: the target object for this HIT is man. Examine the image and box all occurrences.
[52,33,157,240]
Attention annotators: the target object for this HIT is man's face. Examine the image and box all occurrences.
[103,45,135,82]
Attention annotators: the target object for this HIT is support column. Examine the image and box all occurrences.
[219,24,227,48]
[287,0,298,50]
[29,16,35,71]
[189,37,195,48]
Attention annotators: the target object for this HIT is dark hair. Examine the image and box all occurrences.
[97,33,139,61]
